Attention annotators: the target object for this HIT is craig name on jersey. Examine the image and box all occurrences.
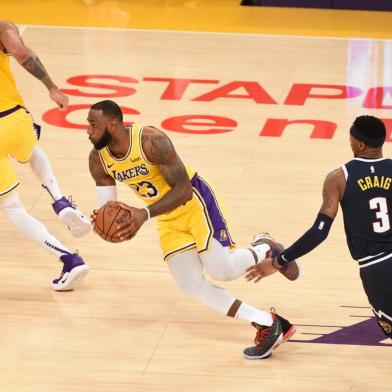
[357,175,392,191]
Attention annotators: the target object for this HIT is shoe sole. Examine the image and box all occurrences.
[58,208,92,237]
[53,265,89,291]
[243,333,283,360]
[274,325,296,350]
[279,260,301,281]
[275,242,301,281]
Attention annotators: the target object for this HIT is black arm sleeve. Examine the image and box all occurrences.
[276,213,334,266]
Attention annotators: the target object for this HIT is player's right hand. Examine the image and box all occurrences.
[90,209,97,232]
[245,258,279,283]
[115,204,146,241]
[49,87,69,111]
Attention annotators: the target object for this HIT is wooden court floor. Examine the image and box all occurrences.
[1,23,392,392]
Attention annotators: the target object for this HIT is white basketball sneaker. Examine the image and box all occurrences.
[52,196,91,237]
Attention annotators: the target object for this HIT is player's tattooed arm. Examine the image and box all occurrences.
[89,149,116,186]
[21,57,56,89]
[0,22,54,87]
[0,21,68,109]
[141,126,193,218]
[319,168,345,219]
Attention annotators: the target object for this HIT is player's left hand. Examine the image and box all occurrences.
[245,258,279,283]
[49,87,69,111]
[115,204,148,241]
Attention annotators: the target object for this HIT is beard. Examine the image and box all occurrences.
[93,129,112,150]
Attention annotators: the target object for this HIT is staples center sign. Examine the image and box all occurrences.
[43,74,392,140]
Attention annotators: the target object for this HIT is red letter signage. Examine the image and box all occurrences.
[260,118,337,139]
[285,83,362,105]
[61,75,138,97]
[162,115,237,134]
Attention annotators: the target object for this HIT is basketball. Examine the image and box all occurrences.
[94,202,131,243]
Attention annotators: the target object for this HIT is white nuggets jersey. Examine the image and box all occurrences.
[98,124,195,219]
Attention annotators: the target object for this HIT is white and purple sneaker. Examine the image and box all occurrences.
[52,196,91,237]
[53,253,89,291]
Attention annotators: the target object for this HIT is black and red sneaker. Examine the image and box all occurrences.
[243,308,296,360]
[272,309,296,348]
[243,315,283,360]
[251,233,300,281]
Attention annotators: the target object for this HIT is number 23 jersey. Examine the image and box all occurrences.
[98,123,195,218]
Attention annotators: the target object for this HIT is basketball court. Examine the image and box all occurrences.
[1,1,391,391]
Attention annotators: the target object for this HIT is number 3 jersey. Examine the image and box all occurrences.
[341,157,392,262]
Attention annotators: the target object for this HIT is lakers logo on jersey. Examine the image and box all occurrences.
[110,164,149,182]
[220,229,228,242]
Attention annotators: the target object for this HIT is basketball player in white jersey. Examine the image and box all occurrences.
[0,21,90,290]
[87,100,300,359]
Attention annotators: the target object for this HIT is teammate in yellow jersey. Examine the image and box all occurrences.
[87,100,299,359]
[0,21,90,290]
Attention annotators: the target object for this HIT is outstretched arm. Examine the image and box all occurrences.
[0,21,68,109]
[275,168,344,266]
[245,168,345,282]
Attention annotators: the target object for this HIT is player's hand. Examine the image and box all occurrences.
[90,209,98,232]
[116,204,148,241]
[49,87,69,111]
[245,258,279,283]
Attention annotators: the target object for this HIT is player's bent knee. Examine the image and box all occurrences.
[206,270,236,281]
[203,263,238,281]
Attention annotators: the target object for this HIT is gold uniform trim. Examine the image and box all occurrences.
[0,182,19,196]
[138,125,156,166]
[97,150,110,175]
[197,175,235,247]
[164,242,197,262]
[106,125,133,162]
[192,187,213,254]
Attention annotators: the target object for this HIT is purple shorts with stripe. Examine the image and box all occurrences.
[191,174,235,248]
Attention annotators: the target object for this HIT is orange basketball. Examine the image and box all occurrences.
[94,202,131,243]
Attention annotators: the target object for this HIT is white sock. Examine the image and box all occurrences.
[29,146,63,201]
[1,193,72,258]
[235,303,273,326]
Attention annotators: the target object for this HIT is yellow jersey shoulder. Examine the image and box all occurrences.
[98,124,195,204]
[98,124,168,203]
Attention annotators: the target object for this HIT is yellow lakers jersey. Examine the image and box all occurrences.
[98,123,195,216]
[0,51,25,111]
